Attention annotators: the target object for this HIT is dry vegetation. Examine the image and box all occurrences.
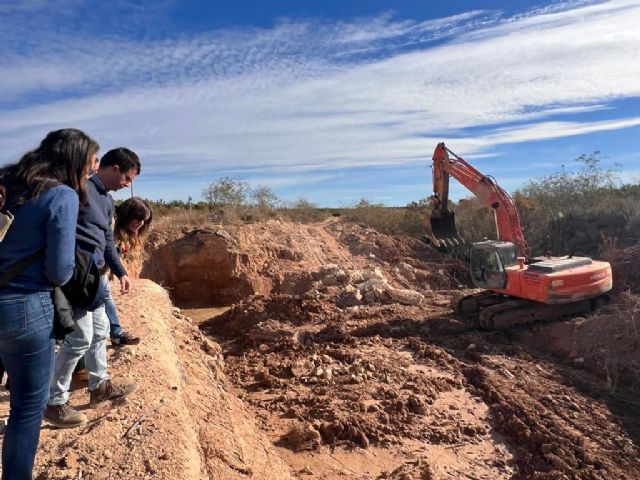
[146,151,640,260]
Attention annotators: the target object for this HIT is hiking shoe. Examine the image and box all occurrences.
[110,330,141,346]
[90,379,137,406]
[44,403,88,429]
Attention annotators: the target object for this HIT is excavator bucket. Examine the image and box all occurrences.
[429,210,462,247]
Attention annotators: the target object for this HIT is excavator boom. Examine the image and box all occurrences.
[430,143,529,257]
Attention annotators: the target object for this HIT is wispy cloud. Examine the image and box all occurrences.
[1,0,640,203]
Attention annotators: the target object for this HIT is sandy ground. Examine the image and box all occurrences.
[1,281,293,480]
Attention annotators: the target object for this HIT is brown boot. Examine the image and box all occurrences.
[90,379,137,406]
[44,403,88,429]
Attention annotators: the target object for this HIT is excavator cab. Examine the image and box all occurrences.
[469,240,518,289]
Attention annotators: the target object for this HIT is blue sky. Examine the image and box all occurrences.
[1,0,639,206]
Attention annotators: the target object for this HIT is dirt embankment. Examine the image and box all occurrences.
[16,281,293,480]
[141,219,467,307]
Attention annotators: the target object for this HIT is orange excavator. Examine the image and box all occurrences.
[429,143,612,329]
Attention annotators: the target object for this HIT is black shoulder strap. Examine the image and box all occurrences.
[0,251,42,288]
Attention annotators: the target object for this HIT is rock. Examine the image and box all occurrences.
[214,229,233,241]
[407,396,427,415]
[144,458,157,474]
[319,264,340,275]
[293,330,314,346]
[467,343,477,350]
[337,289,363,308]
[387,287,424,306]
[362,268,385,282]
[358,279,388,291]
[276,247,301,261]
[349,270,365,283]
[363,289,379,304]
[499,368,515,379]
[398,262,414,273]
[283,424,321,452]
[299,465,315,475]
[322,274,338,286]
[355,430,370,448]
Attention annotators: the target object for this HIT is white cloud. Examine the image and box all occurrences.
[1,0,640,202]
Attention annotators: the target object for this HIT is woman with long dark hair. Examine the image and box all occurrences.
[0,128,98,479]
[114,197,153,253]
[104,197,153,345]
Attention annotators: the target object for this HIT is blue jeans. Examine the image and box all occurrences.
[0,288,55,480]
[49,304,109,405]
[102,276,123,337]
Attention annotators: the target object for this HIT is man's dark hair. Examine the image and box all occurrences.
[99,148,141,175]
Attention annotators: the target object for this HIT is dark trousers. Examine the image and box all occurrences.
[0,289,55,480]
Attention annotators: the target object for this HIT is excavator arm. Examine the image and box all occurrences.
[430,143,530,258]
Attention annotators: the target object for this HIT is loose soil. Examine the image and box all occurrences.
[1,218,639,479]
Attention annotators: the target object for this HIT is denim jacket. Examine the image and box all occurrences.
[0,185,78,291]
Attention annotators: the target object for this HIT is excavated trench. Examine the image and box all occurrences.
[141,228,271,307]
[138,222,640,479]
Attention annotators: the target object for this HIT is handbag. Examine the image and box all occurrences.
[51,287,75,339]
[60,246,106,311]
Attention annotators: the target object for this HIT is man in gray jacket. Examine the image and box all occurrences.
[45,148,140,428]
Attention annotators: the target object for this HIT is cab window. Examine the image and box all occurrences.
[470,248,507,289]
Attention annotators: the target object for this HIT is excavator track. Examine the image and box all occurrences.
[455,291,601,330]
[452,291,500,316]
[478,299,592,329]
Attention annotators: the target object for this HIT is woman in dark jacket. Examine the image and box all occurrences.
[0,129,99,480]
